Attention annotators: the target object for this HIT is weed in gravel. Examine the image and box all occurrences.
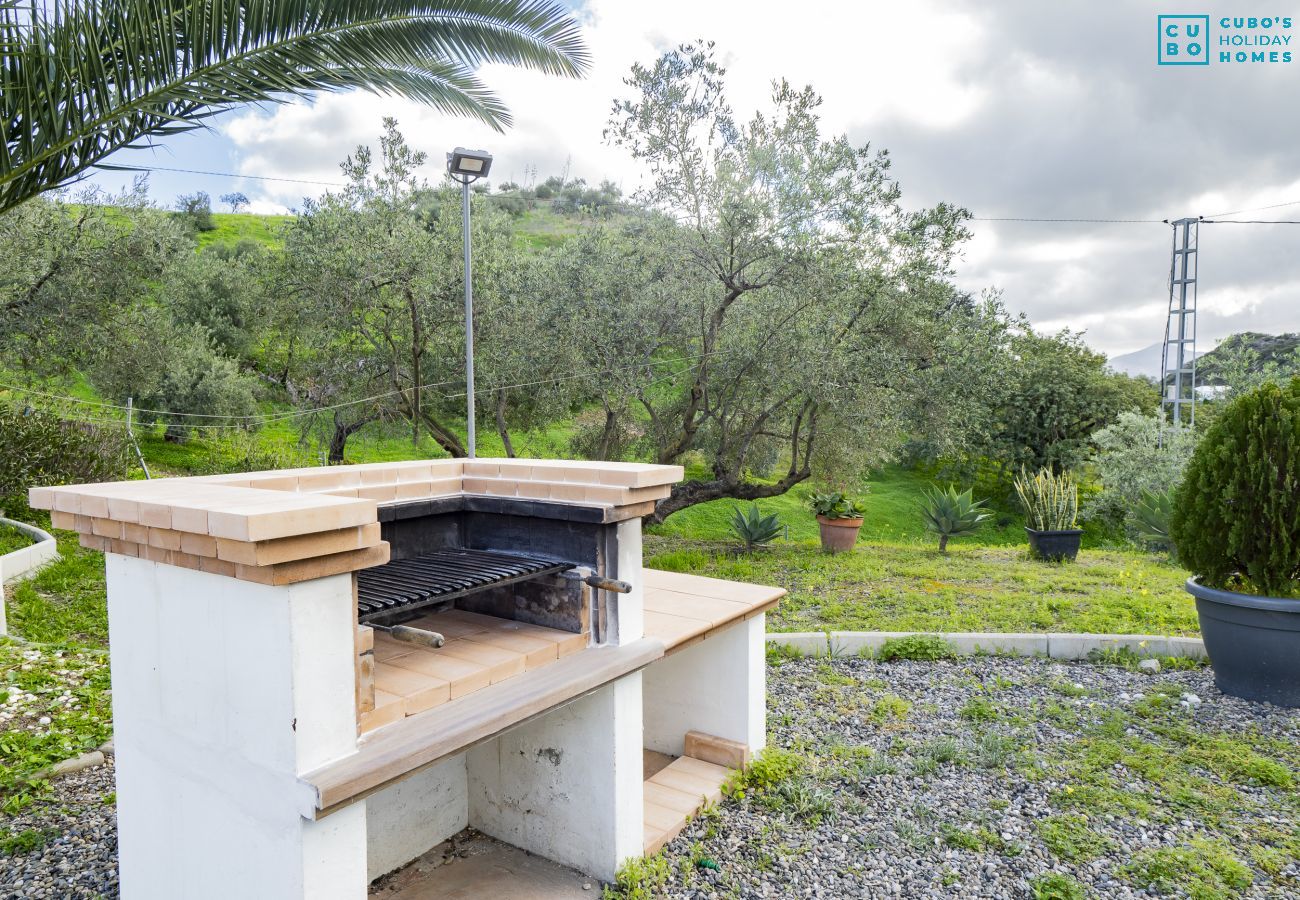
[910,755,938,778]
[960,697,1000,722]
[762,779,834,824]
[972,732,1022,769]
[0,826,58,856]
[893,820,932,851]
[1036,813,1116,862]
[766,643,805,667]
[1123,838,1252,899]
[730,748,804,794]
[1029,872,1086,900]
[867,693,911,724]
[877,634,958,661]
[1050,680,1089,698]
[605,854,672,899]
[941,824,1006,853]
[917,737,961,765]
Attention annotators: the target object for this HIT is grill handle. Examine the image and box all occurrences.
[373,623,446,649]
[583,575,632,594]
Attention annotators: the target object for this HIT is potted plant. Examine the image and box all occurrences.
[1014,467,1082,561]
[809,490,866,553]
[921,485,991,554]
[1170,379,1300,707]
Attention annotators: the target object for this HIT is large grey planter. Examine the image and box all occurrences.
[1187,577,1300,708]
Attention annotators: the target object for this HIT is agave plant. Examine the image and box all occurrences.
[0,1,589,212]
[1132,487,1175,554]
[728,503,783,553]
[920,485,991,554]
[1014,467,1079,532]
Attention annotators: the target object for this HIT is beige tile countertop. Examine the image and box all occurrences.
[28,458,683,585]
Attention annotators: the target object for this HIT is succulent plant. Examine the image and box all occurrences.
[1014,468,1079,532]
[920,485,992,553]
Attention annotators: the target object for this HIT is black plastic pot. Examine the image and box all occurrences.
[1187,578,1300,707]
[1025,528,1083,561]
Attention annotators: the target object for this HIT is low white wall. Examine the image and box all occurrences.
[366,754,468,881]
[0,517,59,633]
[643,615,766,758]
[466,674,644,882]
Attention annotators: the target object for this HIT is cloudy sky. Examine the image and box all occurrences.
[86,1,1300,357]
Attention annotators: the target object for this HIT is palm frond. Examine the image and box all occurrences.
[0,0,590,212]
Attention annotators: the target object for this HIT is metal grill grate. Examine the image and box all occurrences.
[356,549,568,622]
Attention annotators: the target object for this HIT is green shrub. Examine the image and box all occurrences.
[1170,378,1300,597]
[920,485,991,553]
[1015,467,1079,531]
[1086,410,1197,532]
[0,404,130,516]
[877,634,958,661]
[727,503,783,552]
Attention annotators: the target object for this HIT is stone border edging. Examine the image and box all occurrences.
[767,631,1206,660]
[0,517,59,635]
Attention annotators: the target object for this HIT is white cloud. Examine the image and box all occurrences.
[216,1,1300,354]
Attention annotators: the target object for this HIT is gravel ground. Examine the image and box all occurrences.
[0,757,117,900]
[3,657,1296,900]
[652,656,1300,899]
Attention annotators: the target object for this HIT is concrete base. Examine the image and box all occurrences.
[466,674,644,883]
[643,615,766,758]
[371,830,593,899]
[366,755,468,882]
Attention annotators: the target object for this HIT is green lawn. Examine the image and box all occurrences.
[646,538,1195,636]
[0,523,32,556]
[197,212,291,250]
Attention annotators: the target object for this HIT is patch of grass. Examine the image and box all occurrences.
[971,732,1022,769]
[0,826,58,856]
[916,737,961,765]
[1029,873,1087,900]
[765,642,805,667]
[604,853,673,900]
[197,212,291,250]
[1036,813,1116,862]
[941,824,1006,853]
[877,634,958,662]
[4,531,107,645]
[0,642,112,815]
[960,697,1000,722]
[1123,839,1252,900]
[867,693,911,724]
[0,522,33,556]
[729,748,805,795]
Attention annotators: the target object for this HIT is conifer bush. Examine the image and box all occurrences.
[1170,378,1300,598]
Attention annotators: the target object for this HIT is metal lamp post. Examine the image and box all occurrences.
[446,147,493,458]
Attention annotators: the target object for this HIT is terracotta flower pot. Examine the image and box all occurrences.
[817,515,863,553]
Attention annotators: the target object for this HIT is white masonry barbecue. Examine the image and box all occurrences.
[30,458,783,898]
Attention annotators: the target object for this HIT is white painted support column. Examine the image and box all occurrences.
[642,613,767,758]
[106,554,365,900]
[465,673,644,882]
[365,754,468,881]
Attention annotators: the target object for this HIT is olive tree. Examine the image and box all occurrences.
[596,42,986,520]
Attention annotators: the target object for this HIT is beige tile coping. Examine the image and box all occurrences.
[28,458,684,585]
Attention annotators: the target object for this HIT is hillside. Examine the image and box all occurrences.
[1107,341,1200,379]
[1196,331,1300,384]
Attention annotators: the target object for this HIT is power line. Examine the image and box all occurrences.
[1204,198,1300,218]
[1201,219,1300,225]
[135,165,345,188]
[972,216,1162,224]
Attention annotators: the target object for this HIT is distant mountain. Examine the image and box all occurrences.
[1106,342,1200,379]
